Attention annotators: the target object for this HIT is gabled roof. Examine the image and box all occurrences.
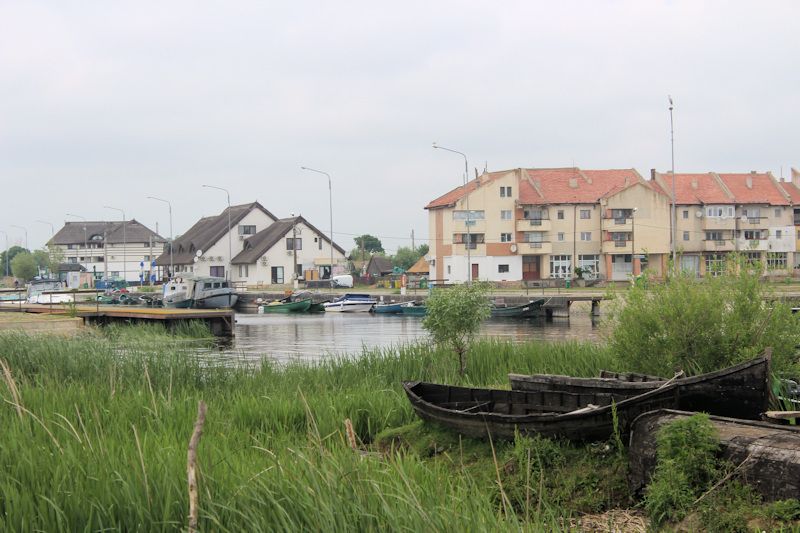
[406,256,430,274]
[424,172,502,209]
[777,180,800,204]
[230,215,346,265]
[365,255,394,276]
[518,168,655,205]
[717,172,790,205]
[653,172,735,205]
[52,220,163,246]
[155,202,277,266]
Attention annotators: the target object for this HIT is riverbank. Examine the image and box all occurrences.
[0,327,794,531]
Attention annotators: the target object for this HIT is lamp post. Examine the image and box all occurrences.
[147,196,173,279]
[11,224,28,251]
[104,206,127,284]
[300,167,334,289]
[66,214,88,268]
[669,96,677,272]
[631,207,638,276]
[0,230,8,277]
[433,142,471,283]
[202,184,232,280]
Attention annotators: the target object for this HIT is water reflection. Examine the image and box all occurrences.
[211,313,604,364]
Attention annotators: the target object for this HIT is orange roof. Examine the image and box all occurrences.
[659,172,734,205]
[518,168,652,205]
[717,172,789,205]
[778,181,800,204]
[425,170,507,209]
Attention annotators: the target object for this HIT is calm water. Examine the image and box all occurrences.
[208,312,605,364]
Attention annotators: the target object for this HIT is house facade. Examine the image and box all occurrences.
[426,167,670,283]
[50,220,165,283]
[230,215,346,285]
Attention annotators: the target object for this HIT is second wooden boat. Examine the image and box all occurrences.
[259,298,313,313]
[404,356,770,441]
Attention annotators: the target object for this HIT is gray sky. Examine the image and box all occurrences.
[2,1,798,253]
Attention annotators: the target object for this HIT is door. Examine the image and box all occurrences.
[522,256,540,280]
[471,263,479,280]
[611,255,633,281]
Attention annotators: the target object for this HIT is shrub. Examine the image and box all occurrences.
[607,256,800,376]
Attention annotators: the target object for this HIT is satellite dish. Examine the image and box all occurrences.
[510,244,518,253]
[695,210,703,218]
[196,249,203,257]
[193,256,199,263]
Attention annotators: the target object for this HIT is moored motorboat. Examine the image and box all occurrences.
[404,355,770,441]
[259,298,313,313]
[323,293,376,313]
[162,276,238,309]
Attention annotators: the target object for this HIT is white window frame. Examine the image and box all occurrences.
[580,232,591,241]
[500,233,512,243]
[549,255,572,279]
[500,210,512,220]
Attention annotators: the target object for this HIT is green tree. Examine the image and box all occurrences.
[393,246,421,271]
[607,255,800,377]
[32,249,52,275]
[0,245,27,276]
[422,282,492,375]
[417,244,429,257]
[354,234,383,254]
[11,252,37,281]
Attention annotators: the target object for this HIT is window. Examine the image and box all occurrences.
[500,186,512,197]
[744,230,761,240]
[523,208,548,221]
[705,254,725,277]
[557,232,565,242]
[578,255,599,279]
[286,238,302,250]
[500,210,512,220]
[767,252,788,269]
[68,257,77,264]
[524,232,544,243]
[580,232,591,241]
[111,271,120,277]
[238,265,249,277]
[683,231,690,241]
[611,209,633,222]
[453,210,485,220]
[238,225,256,235]
[557,210,565,220]
[447,265,451,274]
[209,266,225,278]
[706,231,723,241]
[777,230,783,239]
[500,233,512,243]
[683,210,689,219]
[580,209,591,220]
[498,264,509,273]
[454,233,484,248]
[775,208,782,217]
[271,266,284,284]
[318,236,323,250]
[744,251,761,266]
[549,255,571,278]
[742,207,761,220]
[610,232,628,242]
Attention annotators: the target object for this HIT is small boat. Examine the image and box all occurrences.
[490,300,544,319]
[308,301,328,313]
[323,293,376,313]
[509,369,671,398]
[373,301,414,314]
[400,303,427,317]
[162,276,238,309]
[403,356,770,441]
[259,298,313,313]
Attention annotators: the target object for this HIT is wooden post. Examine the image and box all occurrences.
[187,400,207,533]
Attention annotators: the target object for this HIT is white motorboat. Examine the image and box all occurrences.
[323,293,376,313]
[162,276,238,309]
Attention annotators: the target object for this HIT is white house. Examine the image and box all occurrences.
[231,215,346,285]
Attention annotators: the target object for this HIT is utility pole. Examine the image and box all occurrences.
[669,96,677,273]
[411,229,415,251]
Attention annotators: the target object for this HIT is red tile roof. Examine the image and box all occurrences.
[778,181,800,204]
[717,172,789,205]
[657,172,734,205]
[425,170,507,209]
[519,168,653,205]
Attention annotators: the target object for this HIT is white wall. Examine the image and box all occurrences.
[440,254,522,283]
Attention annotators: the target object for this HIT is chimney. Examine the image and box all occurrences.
[691,179,698,190]
[746,176,753,189]
[624,176,630,187]
[650,169,656,180]
[568,178,578,189]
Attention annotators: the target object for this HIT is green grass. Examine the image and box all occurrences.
[0,327,617,532]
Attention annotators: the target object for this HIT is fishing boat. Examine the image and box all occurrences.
[490,299,544,319]
[373,301,414,314]
[323,293,376,313]
[400,302,427,317]
[162,276,238,309]
[403,356,770,441]
[259,298,313,313]
[509,369,670,398]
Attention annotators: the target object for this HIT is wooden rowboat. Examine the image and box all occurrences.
[259,298,312,313]
[509,369,672,398]
[490,299,544,319]
[403,356,770,441]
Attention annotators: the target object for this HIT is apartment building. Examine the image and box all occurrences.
[425,167,670,283]
[777,168,800,268]
[652,170,795,275]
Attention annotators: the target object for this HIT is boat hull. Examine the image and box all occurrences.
[323,301,375,312]
[260,298,312,313]
[194,293,238,309]
[490,300,544,318]
[405,356,770,441]
[373,302,412,314]
[400,305,427,317]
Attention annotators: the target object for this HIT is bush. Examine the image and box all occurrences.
[607,256,800,376]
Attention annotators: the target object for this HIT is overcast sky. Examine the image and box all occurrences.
[2,1,798,253]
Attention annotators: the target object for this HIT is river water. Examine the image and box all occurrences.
[209,311,605,364]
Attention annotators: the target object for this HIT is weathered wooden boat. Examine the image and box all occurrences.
[373,301,414,314]
[490,299,544,318]
[629,409,800,502]
[598,369,666,382]
[400,303,427,317]
[259,298,312,313]
[404,356,770,441]
[509,369,672,398]
[308,300,328,313]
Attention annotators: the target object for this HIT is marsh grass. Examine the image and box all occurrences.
[0,328,614,531]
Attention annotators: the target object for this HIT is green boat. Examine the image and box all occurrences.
[490,299,544,318]
[308,301,328,313]
[401,304,427,317]
[259,298,313,313]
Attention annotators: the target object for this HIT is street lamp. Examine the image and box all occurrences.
[11,224,28,251]
[631,207,638,276]
[202,184,232,280]
[0,230,8,277]
[433,142,472,283]
[104,206,127,284]
[147,196,173,279]
[300,167,334,289]
[669,96,677,272]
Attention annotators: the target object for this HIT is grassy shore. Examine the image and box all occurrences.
[0,325,624,531]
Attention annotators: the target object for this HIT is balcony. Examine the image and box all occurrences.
[702,217,736,231]
[735,238,768,251]
[602,240,631,254]
[516,218,551,232]
[735,217,766,229]
[702,239,735,252]
[604,218,632,231]
[523,241,552,254]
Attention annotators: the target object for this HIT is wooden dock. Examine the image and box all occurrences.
[0,303,235,337]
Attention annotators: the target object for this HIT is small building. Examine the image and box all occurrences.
[364,255,394,277]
